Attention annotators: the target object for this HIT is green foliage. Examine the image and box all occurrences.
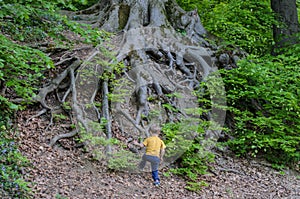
[298,1,300,21]
[168,138,215,180]
[0,0,109,141]
[185,181,209,193]
[163,120,215,182]
[177,0,277,55]
[77,121,120,161]
[0,115,30,198]
[78,121,118,146]
[78,121,140,171]
[178,0,299,169]
[176,0,205,12]
[0,1,107,45]
[0,34,53,111]
[0,96,19,116]
[53,113,68,121]
[222,43,300,166]
[107,150,140,171]
[55,193,68,199]
[0,26,48,198]
[99,46,125,81]
[68,0,98,10]
[1,0,89,11]
[162,74,226,187]
[80,132,119,148]
[98,46,130,103]
[62,102,72,111]
[0,2,60,41]
[0,3,109,195]
[163,122,194,162]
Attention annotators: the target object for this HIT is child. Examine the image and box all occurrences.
[133,126,166,186]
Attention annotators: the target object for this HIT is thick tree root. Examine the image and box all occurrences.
[26,108,47,125]
[49,129,78,147]
[34,58,81,110]
[30,0,227,161]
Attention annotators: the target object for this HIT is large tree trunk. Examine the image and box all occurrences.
[271,0,299,53]
[36,0,227,170]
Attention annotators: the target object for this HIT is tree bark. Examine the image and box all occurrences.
[271,0,299,52]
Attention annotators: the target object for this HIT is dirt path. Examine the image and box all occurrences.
[16,109,300,199]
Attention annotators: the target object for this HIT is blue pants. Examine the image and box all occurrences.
[139,154,160,182]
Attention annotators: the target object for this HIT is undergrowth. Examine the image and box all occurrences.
[0,0,108,197]
[177,0,277,56]
[222,42,300,168]
[0,114,30,198]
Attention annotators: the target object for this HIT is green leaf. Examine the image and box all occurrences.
[8,103,18,110]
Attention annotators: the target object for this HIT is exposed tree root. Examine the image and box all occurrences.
[34,57,81,110]
[25,108,47,125]
[22,0,230,167]
[49,129,78,147]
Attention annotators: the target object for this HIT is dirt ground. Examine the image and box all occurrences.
[14,108,300,199]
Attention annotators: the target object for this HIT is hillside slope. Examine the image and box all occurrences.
[15,108,300,199]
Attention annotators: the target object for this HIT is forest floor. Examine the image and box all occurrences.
[14,107,300,199]
[7,29,299,199]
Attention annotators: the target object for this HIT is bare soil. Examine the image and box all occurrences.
[16,108,300,199]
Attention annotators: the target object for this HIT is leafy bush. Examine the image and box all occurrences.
[168,138,215,180]
[161,70,226,189]
[0,34,53,111]
[177,0,277,55]
[163,120,215,182]
[222,43,300,166]
[178,0,299,169]
[1,0,87,10]
[0,115,30,198]
[163,122,194,163]
[0,1,106,44]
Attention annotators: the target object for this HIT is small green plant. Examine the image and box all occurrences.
[77,121,119,160]
[165,92,183,98]
[78,121,118,146]
[162,171,171,177]
[107,150,140,171]
[225,188,234,197]
[278,171,285,175]
[62,102,72,111]
[185,181,208,193]
[55,193,68,199]
[272,163,285,171]
[168,139,215,181]
[162,103,179,112]
[53,113,68,121]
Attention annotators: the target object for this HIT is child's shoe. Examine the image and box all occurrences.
[153,180,160,186]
